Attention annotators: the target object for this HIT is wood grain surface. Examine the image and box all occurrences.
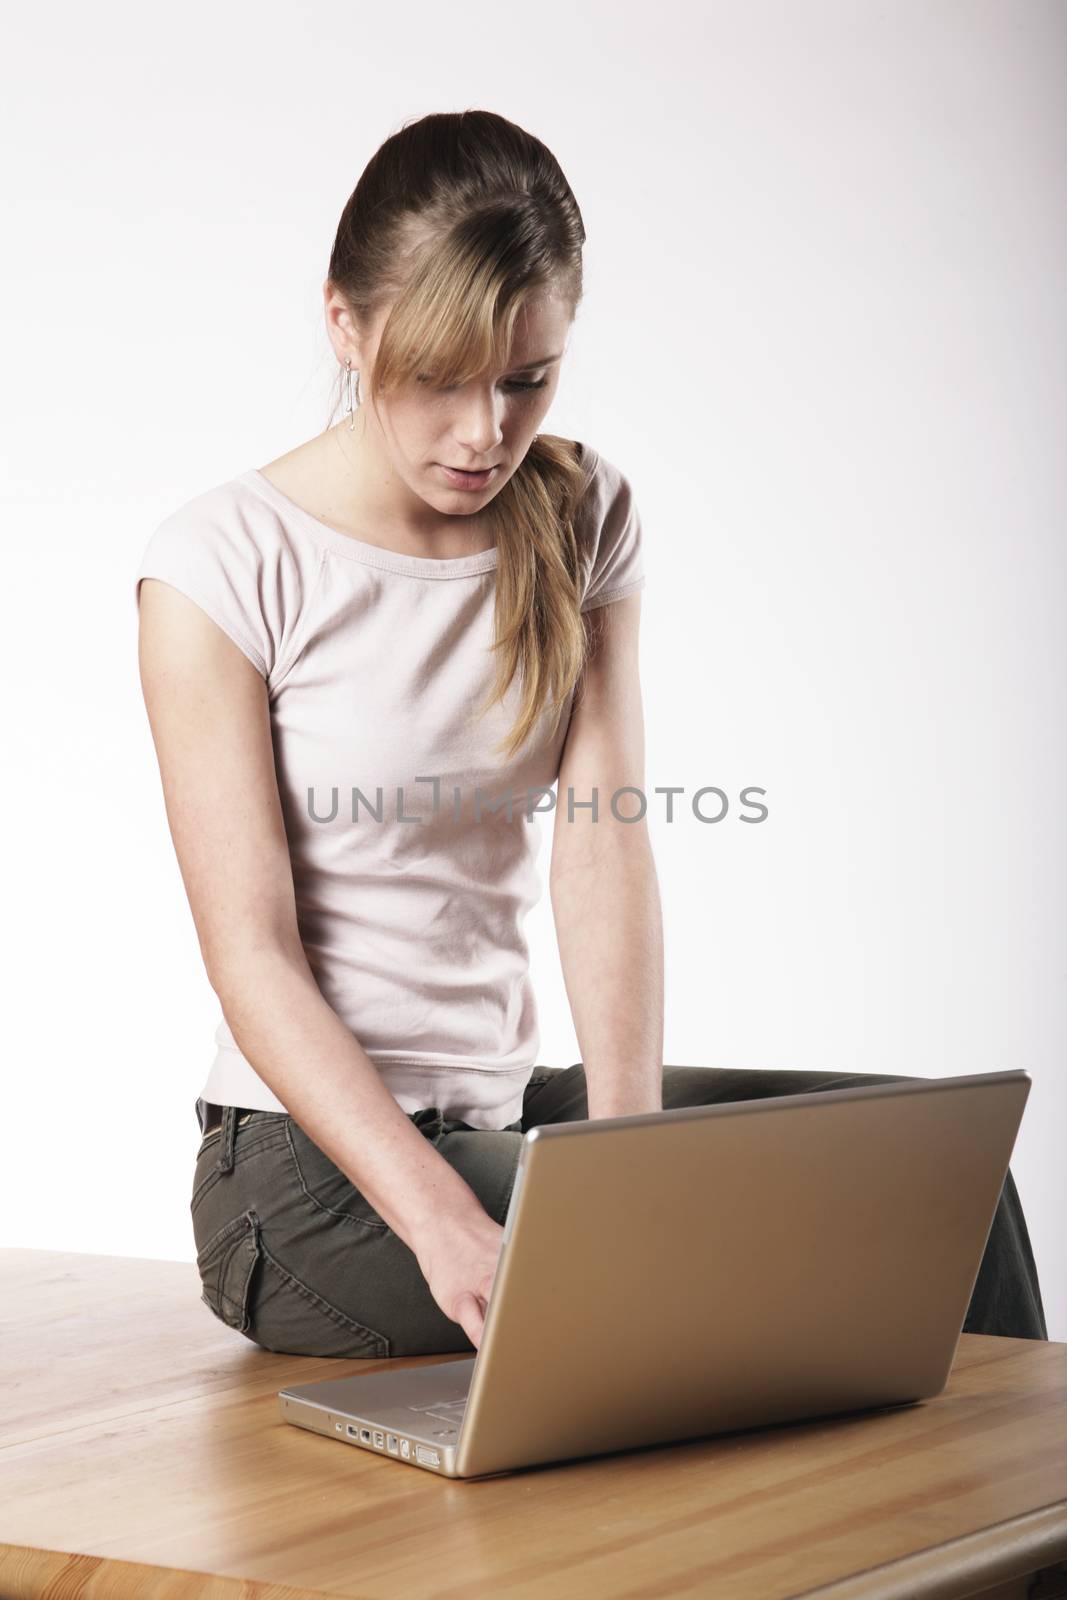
[1,1248,1065,1599]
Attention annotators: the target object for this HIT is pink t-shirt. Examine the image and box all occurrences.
[134,443,645,1129]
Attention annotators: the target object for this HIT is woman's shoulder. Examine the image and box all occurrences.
[570,438,637,504]
[567,439,640,527]
[144,466,322,572]
[134,469,325,685]
[566,440,646,614]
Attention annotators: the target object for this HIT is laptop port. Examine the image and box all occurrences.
[346,1425,359,1438]
[360,1428,371,1442]
[372,1430,385,1449]
[415,1445,441,1467]
[386,1433,399,1454]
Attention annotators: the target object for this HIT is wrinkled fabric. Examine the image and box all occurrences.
[135,446,645,1127]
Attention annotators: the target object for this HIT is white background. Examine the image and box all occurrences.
[2,0,1063,1338]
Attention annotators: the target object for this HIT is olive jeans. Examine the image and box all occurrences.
[190,1062,1049,1360]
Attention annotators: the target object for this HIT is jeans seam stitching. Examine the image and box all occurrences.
[192,1132,290,1212]
[283,1121,389,1231]
[256,1230,389,1356]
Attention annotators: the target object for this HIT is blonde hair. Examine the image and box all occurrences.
[326,109,594,762]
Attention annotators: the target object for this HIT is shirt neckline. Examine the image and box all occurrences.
[238,467,501,578]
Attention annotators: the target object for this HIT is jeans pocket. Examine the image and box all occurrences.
[196,1209,260,1333]
[194,1205,392,1358]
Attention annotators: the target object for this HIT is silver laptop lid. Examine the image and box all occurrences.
[455,1070,1030,1478]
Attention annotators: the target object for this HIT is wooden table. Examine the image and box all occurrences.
[2,1248,1066,1599]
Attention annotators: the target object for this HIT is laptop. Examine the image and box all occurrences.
[278,1069,1031,1480]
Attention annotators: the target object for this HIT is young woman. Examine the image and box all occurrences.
[135,109,1047,1359]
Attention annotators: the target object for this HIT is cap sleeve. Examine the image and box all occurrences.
[133,481,305,683]
[575,446,647,614]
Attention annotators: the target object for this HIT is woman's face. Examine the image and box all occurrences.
[330,288,574,519]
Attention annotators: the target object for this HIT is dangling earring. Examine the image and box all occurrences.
[345,358,361,431]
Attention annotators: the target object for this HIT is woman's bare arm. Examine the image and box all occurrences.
[136,577,489,1253]
[550,592,664,1118]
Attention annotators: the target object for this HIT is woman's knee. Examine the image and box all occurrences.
[659,1063,924,1109]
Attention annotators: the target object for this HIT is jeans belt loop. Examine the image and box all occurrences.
[217,1104,239,1174]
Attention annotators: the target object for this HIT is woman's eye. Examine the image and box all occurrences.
[415,374,548,392]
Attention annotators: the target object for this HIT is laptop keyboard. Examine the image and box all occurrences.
[408,1398,468,1425]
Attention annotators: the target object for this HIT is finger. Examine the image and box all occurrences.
[453,1290,484,1350]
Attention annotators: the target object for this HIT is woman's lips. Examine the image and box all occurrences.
[437,463,499,490]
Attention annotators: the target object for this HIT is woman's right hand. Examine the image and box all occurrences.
[414,1207,507,1350]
